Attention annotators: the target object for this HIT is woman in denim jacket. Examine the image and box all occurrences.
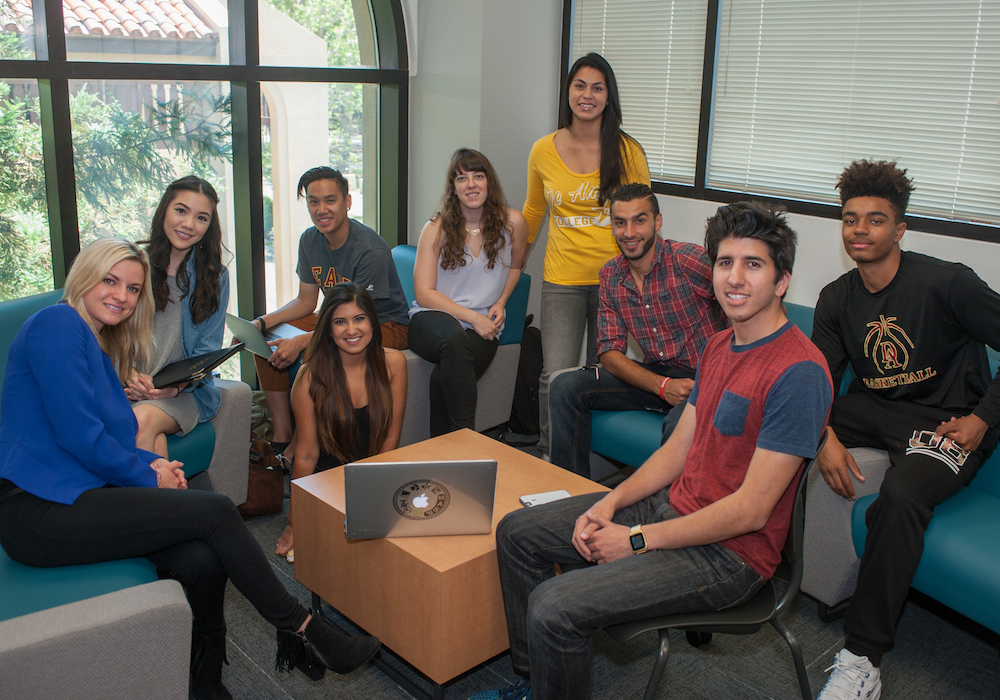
[126,176,229,457]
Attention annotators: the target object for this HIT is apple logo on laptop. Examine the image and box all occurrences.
[394,479,451,520]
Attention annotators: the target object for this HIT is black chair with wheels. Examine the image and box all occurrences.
[603,435,826,700]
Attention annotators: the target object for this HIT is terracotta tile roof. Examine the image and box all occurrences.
[2,0,216,40]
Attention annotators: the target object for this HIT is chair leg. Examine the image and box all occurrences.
[770,619,813,700]
[643,629,671,700]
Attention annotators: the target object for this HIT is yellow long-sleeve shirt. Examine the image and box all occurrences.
[523,132,650,286]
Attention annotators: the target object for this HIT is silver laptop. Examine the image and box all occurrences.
[225,313,307,358]
[344,460,497,539]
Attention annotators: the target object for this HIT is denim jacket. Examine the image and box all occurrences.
[178,254,229,423]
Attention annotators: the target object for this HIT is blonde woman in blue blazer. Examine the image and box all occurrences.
[0,239,378,700]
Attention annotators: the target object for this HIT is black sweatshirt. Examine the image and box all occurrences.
[812,251,1000,427]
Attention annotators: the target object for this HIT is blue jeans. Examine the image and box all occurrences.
[549,364,691,477]
[538,282,600,454]
[496,492,765,700]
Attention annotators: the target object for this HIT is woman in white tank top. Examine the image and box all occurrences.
[408,148,527,436]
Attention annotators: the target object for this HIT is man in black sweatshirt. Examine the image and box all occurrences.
[812,159,1000,700]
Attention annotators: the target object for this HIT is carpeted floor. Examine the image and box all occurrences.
[219,443,1000,699]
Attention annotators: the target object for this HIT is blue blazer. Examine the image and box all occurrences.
[0,304,159,505]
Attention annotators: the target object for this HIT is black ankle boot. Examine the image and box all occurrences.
[275,613,380,677]
[191,635,232,700]
[275,628,326,681]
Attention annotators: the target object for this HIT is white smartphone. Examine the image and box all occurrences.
[519,490,572,508]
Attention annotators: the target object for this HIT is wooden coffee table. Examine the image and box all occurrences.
[292,429,608,698]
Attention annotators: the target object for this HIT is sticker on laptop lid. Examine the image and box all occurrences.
[394,479,450,520]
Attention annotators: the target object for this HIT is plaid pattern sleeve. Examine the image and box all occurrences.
[597,238,728,371]
[598,260,630,356]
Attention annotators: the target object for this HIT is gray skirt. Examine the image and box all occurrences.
[132,392,200,436]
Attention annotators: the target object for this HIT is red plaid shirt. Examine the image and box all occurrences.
[597,237,728,372]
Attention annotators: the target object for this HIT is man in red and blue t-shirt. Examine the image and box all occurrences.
[475,201,833,700]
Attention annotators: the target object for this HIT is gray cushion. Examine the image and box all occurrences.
[0,579,191,699]
[801,446,890,606]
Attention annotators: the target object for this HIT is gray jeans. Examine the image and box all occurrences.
[496,492,765,700]
[538,282,600,454]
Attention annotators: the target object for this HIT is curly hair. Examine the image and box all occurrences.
[143,176,226,324]
[433,148,510,271]
[836,159,915,223]
[63,238,154,383]
[704,201,797,285]
[558,52,645,206]
[302,283,393,463]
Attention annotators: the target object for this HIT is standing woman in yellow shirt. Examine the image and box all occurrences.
[522,52,650,456]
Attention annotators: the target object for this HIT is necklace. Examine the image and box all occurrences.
[465,227,481,236]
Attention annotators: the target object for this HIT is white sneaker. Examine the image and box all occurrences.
[818,649,882,700]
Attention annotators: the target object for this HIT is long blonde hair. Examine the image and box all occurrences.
[62,238,154,383]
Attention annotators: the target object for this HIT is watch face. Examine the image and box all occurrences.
[630,531,646,551]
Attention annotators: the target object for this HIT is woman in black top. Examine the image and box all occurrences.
[276,282,407,557]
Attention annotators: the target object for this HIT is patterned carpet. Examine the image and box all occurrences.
[220,448,1000,699]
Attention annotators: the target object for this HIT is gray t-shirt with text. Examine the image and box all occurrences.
[295,218,409,325]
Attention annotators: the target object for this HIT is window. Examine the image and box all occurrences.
[0,0,408,382]
[571,0,707,185]
[569,0,1000,239]
[0,78,50,300]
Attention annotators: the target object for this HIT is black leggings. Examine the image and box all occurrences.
[0,481,308,640]
[408,310,499,437]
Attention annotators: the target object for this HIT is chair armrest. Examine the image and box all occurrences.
[201,379,252,505]
[801,447,890,607]
[0,579,191,699]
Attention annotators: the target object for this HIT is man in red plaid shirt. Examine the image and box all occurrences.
[549,183,728,476]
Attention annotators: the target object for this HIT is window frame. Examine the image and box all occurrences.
[563,0,1000,244]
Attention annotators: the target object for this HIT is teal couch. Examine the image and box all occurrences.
[584,299,1000,638]
[782,302,1000,638]
[391,245,531,445]
[585,302,841,471]
[0,287,254,698]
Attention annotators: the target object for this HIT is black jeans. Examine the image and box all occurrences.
[0,481,309,640]
[408,310,499,437]
[548,363,691,477]
[832,391,999,664]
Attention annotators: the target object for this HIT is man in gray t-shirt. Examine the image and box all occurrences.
[252,167,409,480]
[295,218,409,327]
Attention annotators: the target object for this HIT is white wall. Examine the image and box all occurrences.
[406,0,1000,321]
[659,195,1000,307]
[406,0,562,321]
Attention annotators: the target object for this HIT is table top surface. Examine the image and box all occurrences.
[293,429,609,572]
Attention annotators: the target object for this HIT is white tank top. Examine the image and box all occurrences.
[408,230,512,334]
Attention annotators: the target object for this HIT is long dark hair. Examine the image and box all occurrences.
[143,176,225,323]
[558,52,643,206]
[303,282,393,463]
[433,148,509,271]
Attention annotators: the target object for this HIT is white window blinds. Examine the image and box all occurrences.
[709,0,1000,225]
[572,0,1000,227]
[571,0,708,185]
